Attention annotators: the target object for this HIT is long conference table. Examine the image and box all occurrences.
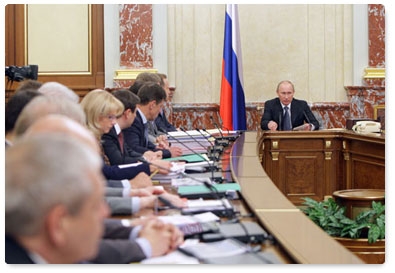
[227,130,366,264]
[119,130,370,263]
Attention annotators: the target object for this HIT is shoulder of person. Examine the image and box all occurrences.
[265,97,280,105]
[292,98,308,105]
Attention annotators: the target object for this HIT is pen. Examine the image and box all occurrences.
[150,169,159,178]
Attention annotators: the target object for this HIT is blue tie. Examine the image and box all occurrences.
[283,106,292,131]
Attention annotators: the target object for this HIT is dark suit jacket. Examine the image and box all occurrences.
[260,98,319,130]
[102,126,144,165]
[5,235,35,264]
[90,219,146,263]
[123,110,171,158]
[6,221,147,264]
[102,162,150,181]
[155,111,177,133]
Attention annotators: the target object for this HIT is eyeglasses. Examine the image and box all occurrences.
[106,114,122,120]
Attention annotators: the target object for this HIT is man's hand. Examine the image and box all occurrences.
[129,172,152,188]
[302,123,312,131]
[156,135,170,149]
[268,120,278,131]
[150,160,172,175]
[169,146,182,157]
[138,219,175,257]
[143,150,163,161]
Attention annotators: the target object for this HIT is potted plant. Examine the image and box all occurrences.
[301,197,385,243]
[301,197,385,263]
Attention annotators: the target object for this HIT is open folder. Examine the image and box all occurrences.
[163,153,209,163]
[177,183,241,199]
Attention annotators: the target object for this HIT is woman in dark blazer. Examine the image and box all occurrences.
[80,89,151,180]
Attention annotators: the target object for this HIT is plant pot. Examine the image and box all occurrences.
[335,237,385,264]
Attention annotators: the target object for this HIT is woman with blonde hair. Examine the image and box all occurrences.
[80,89,151,180]
[80,89,186,214]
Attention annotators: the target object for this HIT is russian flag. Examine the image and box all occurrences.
[219,4,247,131]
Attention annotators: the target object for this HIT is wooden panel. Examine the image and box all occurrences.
[258,130,385,205]
[282,154,324,204]
[351,159,385,189]
[5,4,104,101]
[230,131,364,264]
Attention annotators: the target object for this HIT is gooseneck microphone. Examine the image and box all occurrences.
[138,157,234,219]
[196,127,225,154]
[166,132,220,183]
[179,127,213,154]
[209,116,230,147]
[278,111,283,131]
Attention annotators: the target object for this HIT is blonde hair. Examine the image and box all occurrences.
[80,89,124,139]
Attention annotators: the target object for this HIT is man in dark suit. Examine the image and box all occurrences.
[260,80,320,131]
[155,73,177,134]
[123,83,182,159]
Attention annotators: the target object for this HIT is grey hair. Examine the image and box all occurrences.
[38,81,80,103]
[5,134,103,236]
[14,96,86,137]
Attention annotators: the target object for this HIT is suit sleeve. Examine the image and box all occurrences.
[123,122,154,154]
[89,239,146,263]
[105,196,134,215]
[102,162,150,181]
[301,101,320,130]
[124,121,172,159]
[103,219,134,239]
[260,99,278,130]
[156,113,177,133]
[105,187,124,197]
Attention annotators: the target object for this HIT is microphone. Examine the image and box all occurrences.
[179,127,214,154]
[180,127,223,161]
[166,133,222,183]
[196,127,225,154]
[140,157,234,219]
[278,111,283,131]
[209,116,230,147]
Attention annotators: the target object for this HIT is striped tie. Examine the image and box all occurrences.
[283,106,292,131]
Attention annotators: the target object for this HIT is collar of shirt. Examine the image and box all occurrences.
[280,102,291,111]
[114,123,121,135]
[28,251,48,264]
[137,108,148,125]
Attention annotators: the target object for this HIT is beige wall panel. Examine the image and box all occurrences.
[168,4,352,104]
[27,4,90,73]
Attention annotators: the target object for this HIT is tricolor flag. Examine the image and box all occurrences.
[219,4,247,131]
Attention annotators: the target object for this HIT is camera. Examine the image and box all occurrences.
[5,64,39,82]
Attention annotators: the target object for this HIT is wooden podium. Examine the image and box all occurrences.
[229,131,365,264]
[257,129,385,206]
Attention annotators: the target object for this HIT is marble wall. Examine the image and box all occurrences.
[115,4,385,131]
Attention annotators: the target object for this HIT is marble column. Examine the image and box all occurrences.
[345,4,385,123]
[114,4,156,88]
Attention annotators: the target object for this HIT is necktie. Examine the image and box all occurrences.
[283,106,292,131]
[148,121,159,136]
[118,132,124,154]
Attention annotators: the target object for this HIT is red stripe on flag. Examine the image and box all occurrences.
[219,60,233,130]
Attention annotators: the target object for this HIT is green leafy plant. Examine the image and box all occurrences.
[301,197,385,243]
